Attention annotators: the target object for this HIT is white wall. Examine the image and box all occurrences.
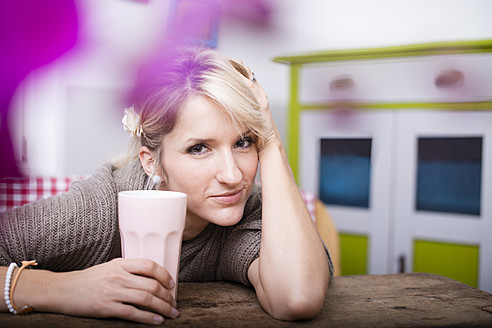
[217,0,492,144]
[10,0,492,175]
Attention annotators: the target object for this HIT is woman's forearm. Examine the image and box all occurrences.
[254,137,330,320]
[233,60,329,320]
[1,266,58,313]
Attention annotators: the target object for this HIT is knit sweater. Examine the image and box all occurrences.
[0,160,263,285]
[0,160,333,285]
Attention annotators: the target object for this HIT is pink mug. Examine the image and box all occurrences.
[118,190,187,298]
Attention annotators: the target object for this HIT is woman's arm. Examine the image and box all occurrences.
[0,258,178,324]
[245,70,330,320]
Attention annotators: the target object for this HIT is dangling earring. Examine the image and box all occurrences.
[146,174,162,190]
[145,158,161,190]
[152,175,162,186]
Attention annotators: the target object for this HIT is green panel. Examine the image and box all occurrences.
[287,64,301,182]
[273,39,492,65]
[340,234,368,276]
[413,240,479,287]
[300,101,492,111]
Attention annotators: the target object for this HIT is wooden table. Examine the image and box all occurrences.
[1,273,492,327]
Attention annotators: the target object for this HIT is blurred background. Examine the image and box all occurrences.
[5,0,491,176]
[2,0,492,292]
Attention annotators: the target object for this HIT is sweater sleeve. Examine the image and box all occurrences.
[217,190,334,285]
[0,164,122,271]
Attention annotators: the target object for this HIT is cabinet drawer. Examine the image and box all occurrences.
[299,54,492,104]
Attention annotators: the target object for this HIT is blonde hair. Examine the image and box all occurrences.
[115,46,267,172]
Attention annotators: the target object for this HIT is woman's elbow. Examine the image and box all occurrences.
[268,286,327,321]
[285,296,325,320]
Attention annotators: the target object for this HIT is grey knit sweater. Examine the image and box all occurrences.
[0,160,263,286]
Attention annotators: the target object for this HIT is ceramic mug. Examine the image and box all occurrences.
[118,190,187,298]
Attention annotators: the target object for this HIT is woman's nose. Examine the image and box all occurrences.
[216,151,242,185]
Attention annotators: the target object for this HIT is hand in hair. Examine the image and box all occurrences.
[230,59,278,153]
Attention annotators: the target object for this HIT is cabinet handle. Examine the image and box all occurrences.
[330,75,355,91]
[398,255,406,273]
[435,69,464,88]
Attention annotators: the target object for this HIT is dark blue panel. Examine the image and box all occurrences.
[416,137,482,216]
[416,161,482,216]
[319,154,371,208]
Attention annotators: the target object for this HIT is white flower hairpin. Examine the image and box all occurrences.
[122,106,142,137]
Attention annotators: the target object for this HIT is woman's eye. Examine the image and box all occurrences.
[235,136,255,149]
[188,144,209,155]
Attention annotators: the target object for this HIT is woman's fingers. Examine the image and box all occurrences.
[230,60,267,104]
[117,258,175,290]
[230,59,253,80]
[117,268,176,308]
[105,302,168,325]
[112,258,178,311]
[113,285,179,321]
[228,58,279,150]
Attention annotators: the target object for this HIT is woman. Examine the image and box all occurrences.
[0,46,332,324]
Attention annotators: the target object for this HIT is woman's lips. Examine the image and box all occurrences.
[211,190,243,205]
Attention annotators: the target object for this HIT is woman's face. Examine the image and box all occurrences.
[159,95,258,239]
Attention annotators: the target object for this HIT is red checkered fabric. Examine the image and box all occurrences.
[1,175,317,222]
[300,189,316,223]
[0,176,87,213]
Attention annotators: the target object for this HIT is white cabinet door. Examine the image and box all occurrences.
[393,110,492,293]
[300,110,394,274]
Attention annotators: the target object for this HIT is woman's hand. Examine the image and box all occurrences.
[230,59,280,152]
[20,258,178,325]
[58,258,178,324]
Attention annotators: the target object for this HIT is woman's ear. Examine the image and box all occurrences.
[139,146,156,176]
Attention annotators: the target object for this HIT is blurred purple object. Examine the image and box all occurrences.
[0,0,78,177]
[169,0,221,48]
[168,0,273,48]
[219,0,273,27]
